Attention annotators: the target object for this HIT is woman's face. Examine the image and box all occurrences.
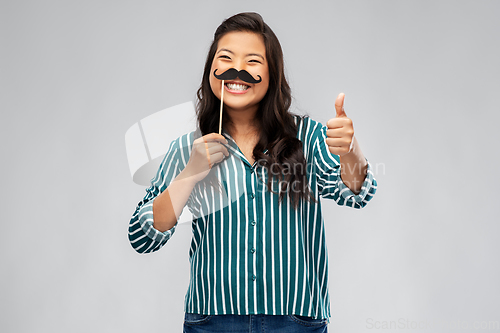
[210,31,269,114]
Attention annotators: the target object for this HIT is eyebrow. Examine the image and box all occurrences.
[217,48,265,60]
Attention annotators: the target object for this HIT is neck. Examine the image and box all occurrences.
[224,105,260,136]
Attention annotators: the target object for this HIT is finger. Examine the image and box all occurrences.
[204,141,220,148]
[207,143,229,157]
[196,133,228,145]
[326,128,344,138]
[335,93,346,118]
[205,140,228,150]
[327,125,354,138]
[205,133,228,144]
[193,141,228,159]
[204,141,212,168]
[212,151,226,164]
[326,137,351,147]
[328,146,350,156]
[326,118,342,129]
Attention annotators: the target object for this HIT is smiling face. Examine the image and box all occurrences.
[210,31,269,114]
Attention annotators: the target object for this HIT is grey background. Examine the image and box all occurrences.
[1,0,499,332]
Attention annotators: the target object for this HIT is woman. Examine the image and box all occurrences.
[128,12,377,333]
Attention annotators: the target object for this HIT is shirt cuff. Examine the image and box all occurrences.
[137,198,177,244]
[336,160,376,205]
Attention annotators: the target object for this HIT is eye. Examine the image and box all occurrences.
[249,59,261,63]
[219,55,231,59]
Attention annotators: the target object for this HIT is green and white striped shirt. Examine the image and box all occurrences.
[128,115,377,321]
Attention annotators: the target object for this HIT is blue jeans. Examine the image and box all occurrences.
[183,313,328,332]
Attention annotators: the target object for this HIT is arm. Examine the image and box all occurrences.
[313,94,377,208]
[313,123,377,208]
[326,93,373,195]
[128,132,228,254]
[339,136,367,194]
[128,139,187,254]
[152,169,197,232]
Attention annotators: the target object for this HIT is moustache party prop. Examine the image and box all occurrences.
[213,68,262,84]
[213,69,262,135]
[219,79,224,135]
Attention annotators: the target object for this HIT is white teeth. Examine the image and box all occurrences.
[226,83,249,91]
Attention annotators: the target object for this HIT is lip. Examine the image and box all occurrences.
[224,81,251,95]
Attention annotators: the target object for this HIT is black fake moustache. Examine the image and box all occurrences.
[213,68,262,84]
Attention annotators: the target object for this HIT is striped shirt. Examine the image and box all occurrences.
[128,115,377,321]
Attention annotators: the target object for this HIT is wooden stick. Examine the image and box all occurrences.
[219,80,224,135]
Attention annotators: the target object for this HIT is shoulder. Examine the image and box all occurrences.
[166,130,196,167]
[175,130,196,150]
[292,114,326,144]
[164,130,195,151]
[290,114,328,160]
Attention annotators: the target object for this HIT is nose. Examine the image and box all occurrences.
[233,59,248,73]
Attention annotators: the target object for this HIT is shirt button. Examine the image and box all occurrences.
[252,274,256,281]
[250,168,254,174]
[250,247,255,253]
[249,193,255,199]
[251,220,256,226]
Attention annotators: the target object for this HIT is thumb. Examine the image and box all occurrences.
[335,93,346,117]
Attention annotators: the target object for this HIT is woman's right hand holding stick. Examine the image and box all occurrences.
[152,133,229,232]
[182,133,229,184]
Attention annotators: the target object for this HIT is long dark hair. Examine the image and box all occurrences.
[195,12,316,209]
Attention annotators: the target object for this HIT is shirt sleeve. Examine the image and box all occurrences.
[128,138,183,254]
[313,121,377,208]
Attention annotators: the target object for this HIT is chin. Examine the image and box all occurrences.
[225,105,254,112]
[222,99,251,111]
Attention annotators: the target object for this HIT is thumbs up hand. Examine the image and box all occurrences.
[326,93,355,157]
